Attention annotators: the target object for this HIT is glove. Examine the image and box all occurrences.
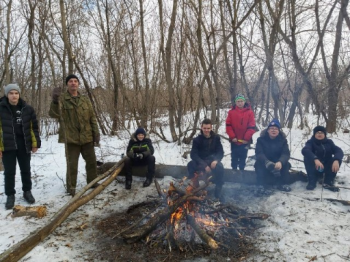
[52,87,62,103]
[93,134,100,145]
[265,161,275,171]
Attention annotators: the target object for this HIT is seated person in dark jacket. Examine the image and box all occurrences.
[302,126,343,192]
[125,127,155,189]
[187,118,224,198]
[254,119,292,192]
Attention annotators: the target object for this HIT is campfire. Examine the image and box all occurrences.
[110,175,269,259]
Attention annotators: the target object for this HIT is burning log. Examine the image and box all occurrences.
[187,213,218,249]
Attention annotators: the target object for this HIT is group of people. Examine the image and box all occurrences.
[0,78,343,209]
[188,94,344,198]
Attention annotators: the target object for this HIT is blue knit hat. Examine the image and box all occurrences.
[235,93,246,102]
[135,127,146,136]
[268,119,281,129]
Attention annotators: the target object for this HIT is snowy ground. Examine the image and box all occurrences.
[0,117,350,261]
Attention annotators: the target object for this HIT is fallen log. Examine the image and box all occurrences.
[99,162,307,185]
[187,213,218,249]
[12,205,47,219]
[0,159,124,262]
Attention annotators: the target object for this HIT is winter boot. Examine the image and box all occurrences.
[323,180,339,192]
[143,178,152,187]
[23,191,35,204]
[306,182,316,190]
[277,184,291,192]
[125,180,132,190]
[5,195,15,210]
[307,172,317,190]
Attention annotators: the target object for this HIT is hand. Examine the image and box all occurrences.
[265,160,275,171]
[210,161,218,169]
[32,148,38,153]
[232,138,237,143]
[205,166,211,173]
[314,159,324,171]
[275,161,282,170]
[135,153,143,159]
[332,160,340,173]
[93,134,100,145]
[52,87,62,103]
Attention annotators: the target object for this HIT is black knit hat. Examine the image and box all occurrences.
[135,127,146,136]
[65,74,80,85]
[313,126,327,136]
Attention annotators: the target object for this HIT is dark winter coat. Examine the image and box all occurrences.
[302,136,343,165]
[225,103,256,145]
[190,131,224,170]
[255,129,290,166]
[49,91,99,145]
[0,97,41,152]
[126,133,154,158]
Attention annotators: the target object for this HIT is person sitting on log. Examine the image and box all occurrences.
[302,126,343,192]
[254,119,292,192]
[187,118,224,199]
[125,127,155,189]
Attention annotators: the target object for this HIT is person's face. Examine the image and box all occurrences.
[235,99,245,108]
[137,133,145,141]
[314,131,325,140]
[201,124,212,137]
[267,126,279,139]
[67,78,79,95]
[7,90,20,105]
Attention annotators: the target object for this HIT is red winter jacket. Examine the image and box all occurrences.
[225,103,256,145]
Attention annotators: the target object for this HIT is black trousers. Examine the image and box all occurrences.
[230,143,248,170]
[124,155,155,181]
[187,159,224,186]
[2,138,32,196]
[254,161,290,186]
[304,159,338,186]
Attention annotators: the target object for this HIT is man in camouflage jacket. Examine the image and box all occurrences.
[49,74,100,196]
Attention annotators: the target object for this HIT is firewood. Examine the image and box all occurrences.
[187,214,218,249]
[12,205,47,218]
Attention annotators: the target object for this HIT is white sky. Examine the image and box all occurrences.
[0,108,350,261]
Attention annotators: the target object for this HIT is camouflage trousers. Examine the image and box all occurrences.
[66,142,97,191]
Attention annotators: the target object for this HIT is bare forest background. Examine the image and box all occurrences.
[0,0,350,144]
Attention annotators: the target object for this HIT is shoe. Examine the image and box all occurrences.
[277,185,291,192]
[306,183,316,190]
[67,188,76,196]
[90,182,100,188]
[125,180,132,190]
[214,185,222,198]
[143,178,152,187]
[323,184,340,192]
[23,191,35,204]
[5,195,15,210]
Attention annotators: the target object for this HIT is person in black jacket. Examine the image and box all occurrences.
[0,84,41,209]
[187,119,224,199]
[302,126,343,191]
[254,119,291,192]
[125,127,155,189]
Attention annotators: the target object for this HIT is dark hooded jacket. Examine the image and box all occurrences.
[0,96,41,152]
[255,129,290,165]
[225,103,256,145]
[190,130,224,170]
[302,136,343,165]
[126,132,154,158]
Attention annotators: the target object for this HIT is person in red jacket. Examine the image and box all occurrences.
[226,94,256,171]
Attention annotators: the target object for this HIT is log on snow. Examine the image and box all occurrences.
[0,159,124,262]
[12,205,47,219]
[98,162,307,185]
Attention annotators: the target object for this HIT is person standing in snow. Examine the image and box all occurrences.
[187,119,224,199]
[302,126,343,191]
[226,94,256,171]
[49,74,100,196]
[0,83,41,209]
[124,127,155,189]
[254,119,292,192]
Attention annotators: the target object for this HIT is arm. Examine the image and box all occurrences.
[190,138,208,169]
[126,140,134,158]
[278,139,290,165]
[213,135,224,161]
[48,102,60,119]
[255,138,268,163]
[301,140,316,161]
[88,100,99,138]
[225,111,236,141]
[331,140,344,163]
[243,111,256,141]
[142,139,154,157]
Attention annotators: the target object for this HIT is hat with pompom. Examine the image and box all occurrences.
[268,119,281,129]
